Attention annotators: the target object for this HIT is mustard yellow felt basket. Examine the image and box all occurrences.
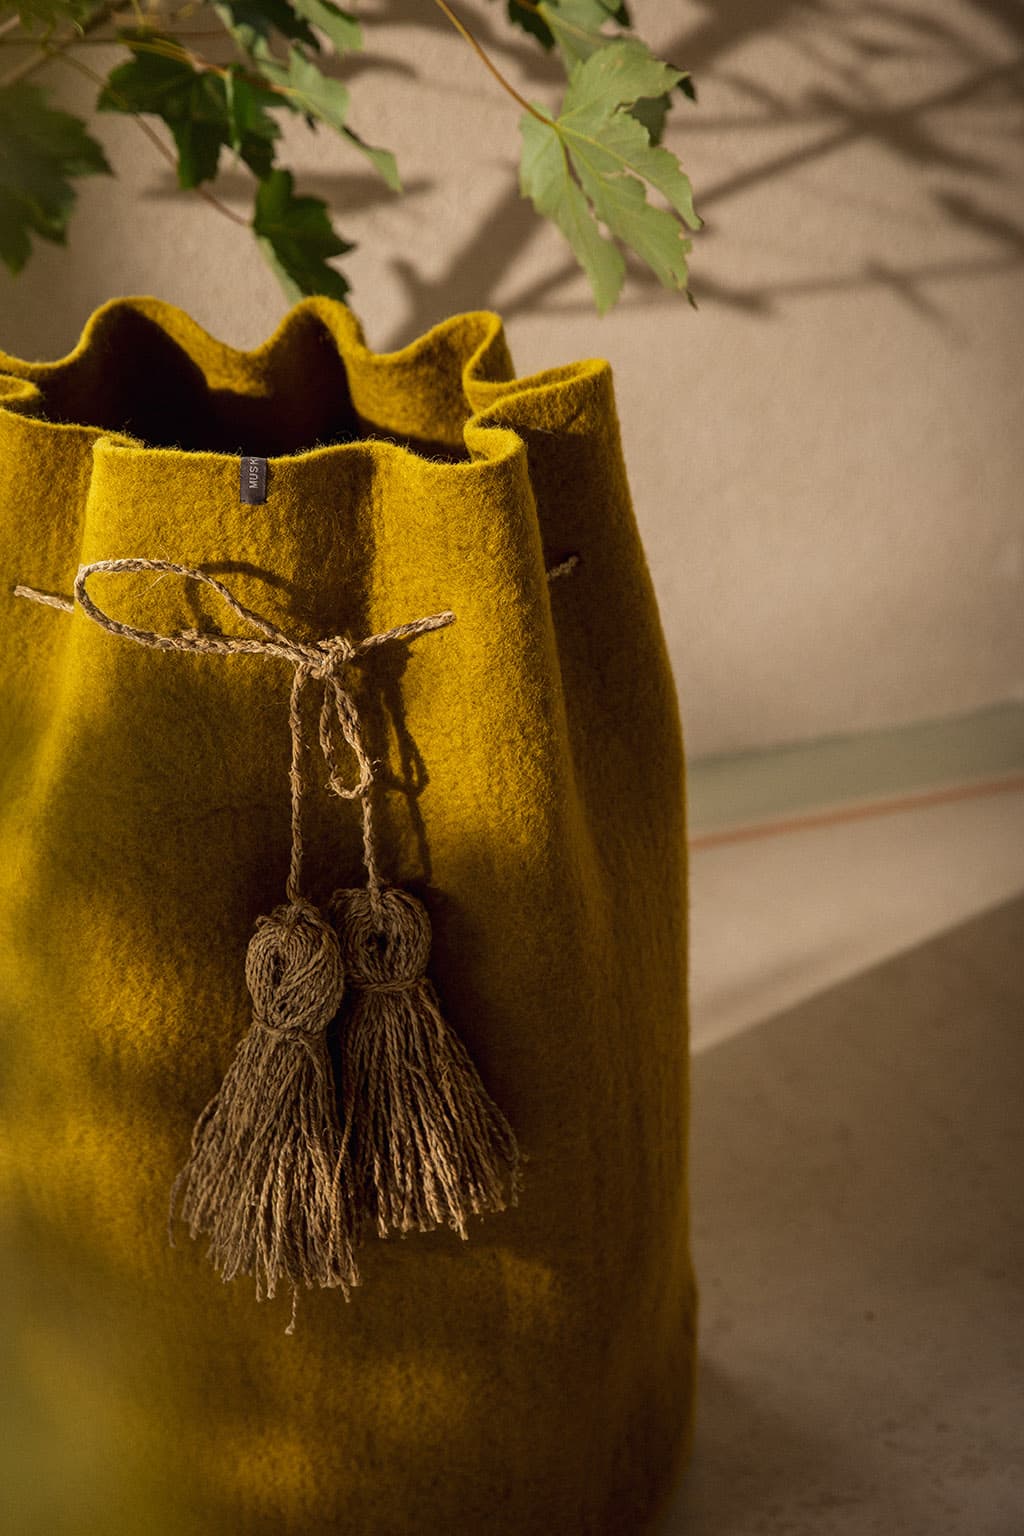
[0,295,697,1536]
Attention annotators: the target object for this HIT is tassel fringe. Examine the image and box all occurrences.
[329,885,522,1241]
[168,899,360,1326]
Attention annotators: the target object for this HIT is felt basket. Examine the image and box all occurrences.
[0,295,697,1536]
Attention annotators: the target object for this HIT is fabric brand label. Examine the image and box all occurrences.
[240,456,268,504]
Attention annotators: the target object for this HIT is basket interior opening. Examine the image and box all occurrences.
[24,308,471,463]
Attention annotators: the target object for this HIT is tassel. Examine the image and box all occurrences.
[13,557,571,1314]
[329,883,522,1241]
[168,897,360,1329]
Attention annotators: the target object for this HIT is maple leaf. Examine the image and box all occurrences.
[252,166,353,300]
[98,35,280,188]
[539,0,625,69]
[519,38,701,312]
[4,0,94,29]
[251,41,400,190]
[505,0,554,49]
[507,2,695,147]
[0,81,111,274]
[213,0,319,57]
[288,0,361,53]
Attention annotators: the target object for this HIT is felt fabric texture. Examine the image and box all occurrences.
[0,295,697,1536]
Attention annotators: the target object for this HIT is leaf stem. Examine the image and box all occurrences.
[430,0,553,125]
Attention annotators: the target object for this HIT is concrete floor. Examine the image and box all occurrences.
[662,796,1024,1535]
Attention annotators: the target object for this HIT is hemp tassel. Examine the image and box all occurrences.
[168,897,359,1326]
[13,557,457,1329]
[329,884,522,1241]
[13,554,578,1307]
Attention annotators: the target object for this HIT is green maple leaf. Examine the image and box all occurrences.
[519,39,701,312]
[251,41,400,190]
[536,0,624,69]
[213,0,319,57]
[214,0,360,59]
[288,0,362,53]
[502,0,629,56]
[0,81,111,274]
[4,0,96,30]
[252,166,352,300]
[223,68,281,178]
[519,119,625,313]
[505,0,554,49]
[97,35,279,188]
[509,2,690,148]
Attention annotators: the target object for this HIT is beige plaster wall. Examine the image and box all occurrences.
[1,0,1021,756]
